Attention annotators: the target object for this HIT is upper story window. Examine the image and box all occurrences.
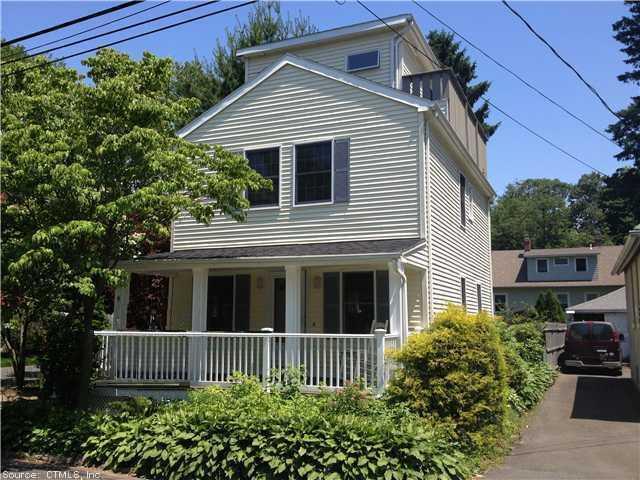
[575,257,588,272]
[459,174,466,227]
[536,258,548,273]
[554,257,569,266]
[295,141,332,204]
[346,50,380,72]
[246,147,280,207]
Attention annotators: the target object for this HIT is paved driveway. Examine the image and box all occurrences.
[488,368,640,480]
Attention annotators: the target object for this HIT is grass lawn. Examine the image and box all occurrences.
[0,355,38,368]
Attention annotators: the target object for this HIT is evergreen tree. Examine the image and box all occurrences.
[535,291,566,323]
[428,30,499,138]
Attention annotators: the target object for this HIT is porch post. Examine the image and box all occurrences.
[388,260,408,345]
[285,265,302,367]
[190,267,208,383]
[112,273,130,330]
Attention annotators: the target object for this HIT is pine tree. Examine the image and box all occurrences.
[535,291,566,323]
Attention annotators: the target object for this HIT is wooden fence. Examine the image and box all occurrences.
[543,322,567,367]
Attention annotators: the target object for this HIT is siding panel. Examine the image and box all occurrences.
[176,65,419,250]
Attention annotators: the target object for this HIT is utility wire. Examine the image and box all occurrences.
[1,1,143,47]
[2,1,257,78]
[355,0,607,176]
[2,1,219,66]
[411,0,614,144]
[502,0,620,119]
[3,1,171,62]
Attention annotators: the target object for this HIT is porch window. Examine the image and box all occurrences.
[246,147,279,207]
[322,271,389,334]
[206,275,250,332]
[295,141,332,204]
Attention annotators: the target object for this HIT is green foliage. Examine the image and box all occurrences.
[427,30,499,138]
[569,173,612,245]
[602,167,640,244]
[386,306,508,449]
[506,322,545,365]
[535,291,566,323]
[84,378,469,479]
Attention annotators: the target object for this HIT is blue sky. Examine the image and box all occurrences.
[2,1,635,195]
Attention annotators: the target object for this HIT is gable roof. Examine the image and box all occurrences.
[523,246,604,258]
[567,287,626,313]
[176,53,434,139]
[236,14,413,58]
[492,245,625,288]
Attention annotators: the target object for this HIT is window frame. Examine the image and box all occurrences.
[575,256,588,272]
[556,292,569,310]
[345,49,380,73]
[461,276,467,307]
[243,144,282,210]
[494,293,508,313]
[292,138,335,207]
[536,258,549,273]
[459,173,467,228]
[477,283,482,312]
[554,257,569,266]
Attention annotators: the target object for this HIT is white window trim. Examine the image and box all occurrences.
[344,49,380,73]
[243,144,282,210]
[494,293,508,312]
[575,256,588,272]
[554,257,569,266]
[556,292,569,309]
[292,137,335,208]
[536,258,549,273]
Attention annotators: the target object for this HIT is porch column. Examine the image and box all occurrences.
[285,265,302,366]
[190,267,208,383]
[112,273,130,330]
[388,260,408,345]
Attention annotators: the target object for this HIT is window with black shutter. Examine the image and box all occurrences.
[246,147,279,207]
[295,141,332,204]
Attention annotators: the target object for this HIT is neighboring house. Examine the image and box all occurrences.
[96,14,495,395]
[566,287,630,360]
[612,225,640,391]
[492,243,625,314]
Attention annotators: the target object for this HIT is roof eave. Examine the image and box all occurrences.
[612,228,640,275]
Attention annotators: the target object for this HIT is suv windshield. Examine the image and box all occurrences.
[568,323,590,341]
[591,323,614,341]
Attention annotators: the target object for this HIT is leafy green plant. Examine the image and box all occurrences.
[535,290,566,323]
[386,306,509,450]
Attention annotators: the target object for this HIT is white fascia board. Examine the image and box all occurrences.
[612,229,640,275]
[236,14,412,58]
[177,53,434,138]
[422,108,496,199]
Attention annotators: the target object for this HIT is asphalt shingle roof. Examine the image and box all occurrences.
[567,287,626,313]
[141,238,424,261]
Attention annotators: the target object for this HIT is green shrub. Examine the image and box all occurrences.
[535,290,566,323]
[82,378,470,480]
[506,322,545,365]
[386,306,509,449]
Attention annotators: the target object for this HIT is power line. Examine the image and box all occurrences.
[354,0,607,176]
[2,0,220,66]
[501,0,620,119]
[411,0,614,145]
[4,1,171,62]
[1,1,143,47]
[2,1,257,78]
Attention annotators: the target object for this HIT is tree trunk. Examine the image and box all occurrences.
[15,321,29,390]
[77,296,96,409]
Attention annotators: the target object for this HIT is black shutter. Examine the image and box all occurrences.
[376,270,389,330]
[323,272,340,333]
[234,275,251,332]
[333,138,350,203]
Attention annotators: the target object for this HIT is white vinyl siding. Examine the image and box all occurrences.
[406,267,424,330]
[174,64,420,249]
[428,136,492,315]
[246,31,393,86]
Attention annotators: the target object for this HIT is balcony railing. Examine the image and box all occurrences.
[402,69,487,174]
[95,330,400,392]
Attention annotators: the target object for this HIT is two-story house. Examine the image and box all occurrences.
[492,242,625,313]
[96,14,495,395]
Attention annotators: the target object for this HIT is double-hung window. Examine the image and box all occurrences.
[246,147,279,207]
[575,257,588,272]
[536,258,548,273]
[295,141,333,204]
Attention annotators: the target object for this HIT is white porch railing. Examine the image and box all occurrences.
[95,330,401,392]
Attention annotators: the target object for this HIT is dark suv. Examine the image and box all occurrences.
[562,321,624,374]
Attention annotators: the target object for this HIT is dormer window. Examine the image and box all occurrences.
[576,257,587,272]
[536,258,548,273]
[346,50,380,72]
[554,257,569,266]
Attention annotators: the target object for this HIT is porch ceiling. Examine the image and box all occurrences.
[121,238,424,273]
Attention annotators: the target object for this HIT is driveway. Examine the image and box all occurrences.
[488,367,640,480]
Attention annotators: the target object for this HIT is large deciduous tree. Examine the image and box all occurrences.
[2,49,269,405]
[172,1,316,118]
[428,30,499,138]
[568,173,611,246]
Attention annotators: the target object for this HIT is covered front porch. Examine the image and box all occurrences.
[96,239,427,391]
